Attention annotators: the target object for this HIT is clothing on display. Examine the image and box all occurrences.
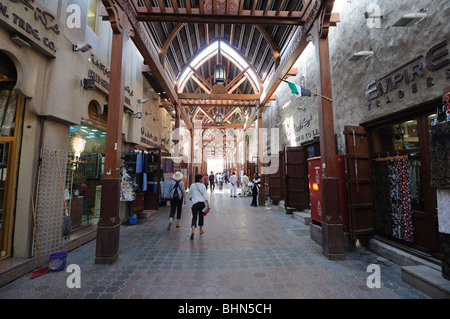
[430,121,450,187]
[437,189,450,235]
[372,156,414,243]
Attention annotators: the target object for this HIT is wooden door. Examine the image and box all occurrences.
[268,151,283,203]
[343,126,374,239]
[285,147,308,210]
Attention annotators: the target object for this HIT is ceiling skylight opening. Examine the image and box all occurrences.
[177,40,260,93]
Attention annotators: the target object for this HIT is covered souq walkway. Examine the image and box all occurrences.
[0,188,428,299]
[98,0,345,264]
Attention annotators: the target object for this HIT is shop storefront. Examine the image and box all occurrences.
[0,51,24,260]
[363,103,440,259]
[68,120,106,231]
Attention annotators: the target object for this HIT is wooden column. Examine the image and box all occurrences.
[257,109,265,206]
[189,129,194,185]
[313,18,345,261]
[96,1,130,264]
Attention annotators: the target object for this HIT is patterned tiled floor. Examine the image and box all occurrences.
[0,188,429,299]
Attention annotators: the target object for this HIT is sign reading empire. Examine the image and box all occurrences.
[365,40,450,110]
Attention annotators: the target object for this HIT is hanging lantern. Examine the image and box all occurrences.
[214,64,226,85]
[71,133,86,160]
[215,113,223,125]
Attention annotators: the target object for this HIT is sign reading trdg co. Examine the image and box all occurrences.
[0,0,61,57]
[365,40,450,110]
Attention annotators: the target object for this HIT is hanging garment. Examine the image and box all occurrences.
[372,160,393,236]
[387,159,403,240]
[136,151,143,173]
[398,158,414,243]
[430,121,450,187]
[387,158,415,243]
[437,189,450,235]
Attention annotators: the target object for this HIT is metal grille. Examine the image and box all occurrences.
[34,149,71,260]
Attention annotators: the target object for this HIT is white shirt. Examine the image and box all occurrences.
[189,182,209,205]
[229,174,237,185]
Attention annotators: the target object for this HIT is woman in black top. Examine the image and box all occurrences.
[250,173,261,207]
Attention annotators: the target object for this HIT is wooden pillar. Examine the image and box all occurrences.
[96,1,130,264]
[313,18,345,260]
[189,129,194,186]
[243,130,248,174]
[257,110,265,206]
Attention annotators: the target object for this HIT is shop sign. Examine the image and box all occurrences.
[140,127,160,148]
[87,53,134,107]
[0,0,61,57]
[365,40,450,110]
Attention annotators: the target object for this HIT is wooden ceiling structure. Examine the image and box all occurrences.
[102,0,335,134]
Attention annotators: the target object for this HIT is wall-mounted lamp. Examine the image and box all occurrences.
[349,51,374,61]
[393,12,427,27]
[73,42,93,53]
[134,112,142,119]
[11,33,31,48]
[137,99,148,104]
[82,78,95,89]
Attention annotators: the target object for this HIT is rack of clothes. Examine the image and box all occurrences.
[372,154,414,243]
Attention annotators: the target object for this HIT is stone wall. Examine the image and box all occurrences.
[264,0,450,153]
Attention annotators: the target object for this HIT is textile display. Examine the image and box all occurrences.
[372,157,414,243]
[430,121,450,187]
[120,168,137,202]
[162,158,174,172]
[0,89,18,136]
[372,160,393,236]
[437,189,450,235]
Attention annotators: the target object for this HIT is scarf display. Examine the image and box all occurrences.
[373,157,414,243]
[430,121,450,187]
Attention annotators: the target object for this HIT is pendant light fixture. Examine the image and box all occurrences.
[214,41,226,85]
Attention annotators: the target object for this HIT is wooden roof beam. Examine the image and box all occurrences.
[136,10,307,26]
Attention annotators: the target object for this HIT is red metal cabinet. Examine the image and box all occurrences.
[308,157,322,223]
[307,156,348,230]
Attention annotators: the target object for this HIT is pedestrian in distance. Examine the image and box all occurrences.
[229,171,237,197]
[167,171,186,231]
[203,173,209,189]
[209,171,215,192]
[250,173,261,207]
[242,173,249,196]
[190,174,210,240]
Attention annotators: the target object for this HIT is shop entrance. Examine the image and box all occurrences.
[370,109,439,259]
[67,102,106,231]
[348,102,441,260]
[0,51,24,259]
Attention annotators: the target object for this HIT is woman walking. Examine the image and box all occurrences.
[250,173,261,207]
[189,174,210,240]
[167,171,186,231]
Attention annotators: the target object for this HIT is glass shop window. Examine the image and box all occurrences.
[371,119,420,154]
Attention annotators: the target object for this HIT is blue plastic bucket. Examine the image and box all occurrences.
[49,252,67,272]
[129,215,137,225]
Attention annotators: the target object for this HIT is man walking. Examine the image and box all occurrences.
[229,172,237,198]
[209,171,215,192]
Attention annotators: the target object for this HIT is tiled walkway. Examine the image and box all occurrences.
[0,188,429,299]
